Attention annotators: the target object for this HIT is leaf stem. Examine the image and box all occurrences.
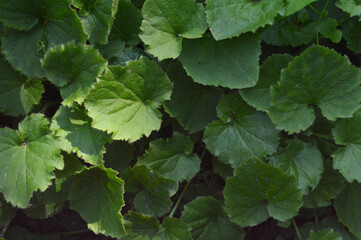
[313,210,319,230]
[60,229,90,236]
[169,180,191,218]
[292,218,302,240]
[308,4,323,16]
[316,0,331,44]
[312,132,334,141]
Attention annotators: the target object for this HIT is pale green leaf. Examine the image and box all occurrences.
[224,159,303,227]
[206,0,283,40]
[0,114,63,208]
[318,18,342,43]
[51,105,111,165]
[42,42,107,106]
[203,93,280,167]
[239,54,293,111]
[269,139,323,193]
[336,0,361,17]
[121,165,178,217]
[0,57,44,116]
[308,229,342,240]
[84,58,173,142]
[140,0,207,60]
[69,165,126,238]
[268,45,361,133]
[138,132,200,182]
[334,182,361,239]
[181,197,245,240]
[0,0,87,78]
[73,0,119,44]
[179,34,261,89]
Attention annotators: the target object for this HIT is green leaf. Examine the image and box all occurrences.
[268,45,361,133]
[104,140,135,173]
[206,0,283,40]
[42,42,107,106]
[224,158,303,227]
[0,0,87,78]
[332,109,361,182]
[110,0,142,45]
[303,161,346,208]
[72,0,119,44]
[239,54,293,111]
[138,132,200,182]
[0,114,63,208]
[69,165,126,238]
[179,34,261,89]
[334,182,361,239]
[260,9,317,47]
[342,17,361,53]
[284,0,318,16]
[308,229,342,240]
[108,47,145,66]
[318,18,342,43]
[203,93,280,167]
[84,58,173,142]
[269,139,323,194]
[0,196,16,228]
[121,165,178,217]
[336,0,361,17]
[181,196,245,240]
[140,0,207,60]
[154,218,192,240]
[0,57,44,116]
[122,211,161,240]
[51,105,111,165]
[164,63,221,133]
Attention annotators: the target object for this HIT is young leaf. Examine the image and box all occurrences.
[121,165,178,217]
[268,45,361,133]
[334,182,361,239]
[164,63,222,133]
[181,196,245,240]
[0,57,44,116]
[42,42,107,106]
[203,93,280,168]
[0,114,63,208]
[122,211,161,240]
[342,17,361,53]
[84,59,173,142]
[51,105,111,165]
[140,0,207,60]
[332,109,361,183]
[336,0,361,17]
[239,54,293,111]
[206,0,283,40]
[0,0,87,78]
[269,138,324,194]
[224,158,303,227]
[318,18,342,43]
[69,165,126,238]
[154,218,193,240]
[283,0,318,16]
[308,229,342,240]
[138,132,200,182]
[179,34,261,89]
[72,0,119,44]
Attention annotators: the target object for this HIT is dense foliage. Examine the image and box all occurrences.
[0,0,361,239]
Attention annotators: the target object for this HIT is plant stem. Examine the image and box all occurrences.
[313,210,320,230]
[292,218,302,240]
[308,4,323,15]
[169,180,191,218]
[312,132,334,141]
[60,229,90,236]
[199,148,207,161]
[316,0,331,44]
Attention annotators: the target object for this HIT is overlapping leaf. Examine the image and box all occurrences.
[180,33,261,89]
[72,0,119,44]
[203,93,280,167]
[269,139,323,193]
[181,197,245,240]
[121,165,178,217]
[164,63,221,133]
[0,56,44,116]
[84,58,173,142]
[284,0,318,16]
[336,0,361,17]
[138,132,200,182]
[69,165,126,238]
[268,45,361,133]
[42,42,107,106]
[154,218,192,240]
[224,159,303,227]
[51,105,111,165]
[342,17,361,53]
[0,0,87,78]
[122,211,161,240]
[0,114,63,208]
[140,0,207,60]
